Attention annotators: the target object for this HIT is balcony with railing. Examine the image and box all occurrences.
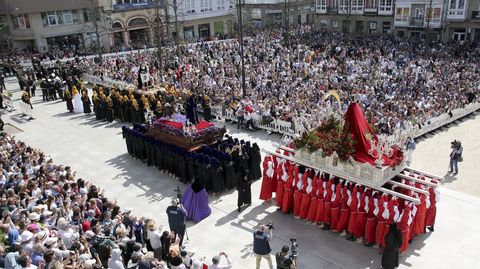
[364,4,378,13]
[409,16,424,27]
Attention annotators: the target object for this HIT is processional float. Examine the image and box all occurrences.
[261,94,442,205]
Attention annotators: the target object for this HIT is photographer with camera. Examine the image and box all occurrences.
[275,245,296,269]
[253,224,273,269]
[448,139,463,175]
[166,198,187,246]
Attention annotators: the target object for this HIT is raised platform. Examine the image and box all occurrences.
[146,119,226,151]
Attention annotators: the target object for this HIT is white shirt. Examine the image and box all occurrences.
[147,230,162,249]
[209,256,233,269]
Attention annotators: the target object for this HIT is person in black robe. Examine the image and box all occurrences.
[236,171,252,212]
[210,159,225,195]
[185,94,199,124]
[99,95,107,121]
[106,97,114,123]
[64,89,74,112]
[382,223,403,269]
[122,96,131,122]
[82,92,92,114]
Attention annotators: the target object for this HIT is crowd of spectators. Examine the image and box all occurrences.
[0,132,232,269]
[72,26,480,134]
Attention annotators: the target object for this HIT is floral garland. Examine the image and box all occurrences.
[152,119,223,142]
[293,116,356,161]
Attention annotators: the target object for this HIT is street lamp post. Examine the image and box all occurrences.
[238,0,247,98]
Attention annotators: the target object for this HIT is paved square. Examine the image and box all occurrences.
[3,81,480,269]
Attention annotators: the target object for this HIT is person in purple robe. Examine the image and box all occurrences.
[181,180,211,222]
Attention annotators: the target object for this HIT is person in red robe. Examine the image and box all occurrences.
[293,168,307,217]
[322,178,334,230]
[383,198,400,247]
[364,192,378,246]
[275,160,288,208]
[281,164,296,213]
[259,155,276,201]
[398,202,413,253]
[353,188,368,241]
[337,182,351,235]
[306,172,319,222]
[425,185,438,232]
[346,185,359,241]
[414,193,427,237]
[408,198,418,242]
[330,180,342,231]
[375,194,389,247]
[299,171,314,219]
[314,176,326,226]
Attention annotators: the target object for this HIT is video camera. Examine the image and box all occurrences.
[290,237,299,261]
[265,221,274,230]
[175,185,183,200]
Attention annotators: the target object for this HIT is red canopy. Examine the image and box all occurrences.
[343,103,403,166]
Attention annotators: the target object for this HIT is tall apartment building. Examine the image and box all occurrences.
[0,0,112,52]
[238,0,314,28]
[173,0,234,40]
[106,0,166,48]
[443,0,480,42]
[314,0,395,34]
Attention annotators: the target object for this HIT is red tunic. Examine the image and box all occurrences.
[323,179,333,225]
[293,170,307,216]
[353,190,368,238]
[314,178,326,223]
[414,194,427,236]
[383,199,399,246]
[364,194,377,244]
[259,156,276,201]
[281,164,296,213]
[375,195,388,246]
[347,186,359,234]
[306,174,319,221]
[425,187,437,227]
[275,161,288,207]
[299,171,313,219]
[336,184,350,232]
[398,204,411,253]
[330,182,342,231]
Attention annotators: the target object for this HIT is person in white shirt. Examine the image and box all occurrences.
[146,222,163,260]
[209,252,232,269]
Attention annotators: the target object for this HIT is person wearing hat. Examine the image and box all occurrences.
[146,221,162,260]
[209,252,232,269]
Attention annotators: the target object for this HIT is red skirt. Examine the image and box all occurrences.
[365,217,377,243]
[275,181,285,207]
[414,213,426,236]
[281,188,293,213]
[409,219,416,241]
[315,198,325,223]
[323,201,332,225]
[299,194,311,219]
[336,208,350,232]
[353,211,367,238]
[347,211,358,234]
[376,220,386,246]
[306,198,318,221]
[293,190,303,216]
[330,206,340,231]
[400,227,409,252]
[259,177,274,201]
[425,206,436,227]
